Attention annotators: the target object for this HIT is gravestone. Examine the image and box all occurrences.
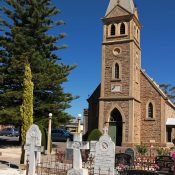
[67,132,89,175]
[125,148,134,161]
[94,127,115,175]
[24,124,43,175]
[89,141,97,157]
[115,153,132,166]
[155,156,174,172]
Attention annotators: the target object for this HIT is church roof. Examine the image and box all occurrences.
[105,0,135,16]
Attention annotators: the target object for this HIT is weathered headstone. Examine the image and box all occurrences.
[67,132,89,175]
[125,148,134,161]
[24,124,43,175]
[94,127,115,175]
[89,141,97,157]
[115,153,132,166]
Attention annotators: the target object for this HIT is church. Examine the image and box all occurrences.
[86,0,175,147]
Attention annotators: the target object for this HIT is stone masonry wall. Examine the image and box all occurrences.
[134,101,141,144]
[104,43,130,97]
[140,72,162,144]
[165,103,175,121]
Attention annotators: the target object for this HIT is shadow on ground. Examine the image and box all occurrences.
[0,160,18,169]
[0,136,20,148]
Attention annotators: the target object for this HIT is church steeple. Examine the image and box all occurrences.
[106,0,135,16]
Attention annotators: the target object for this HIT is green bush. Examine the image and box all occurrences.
[88,129,102,141]
[38,124,47,153]
[38,124,52,154]
[136,143,148,155]
[156,147,170,156]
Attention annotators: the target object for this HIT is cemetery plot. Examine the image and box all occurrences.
[155,156,174,172]
[115,153,132,166]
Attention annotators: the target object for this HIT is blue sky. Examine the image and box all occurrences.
[53,0,175,118]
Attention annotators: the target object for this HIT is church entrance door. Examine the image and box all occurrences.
[109,108,123,146]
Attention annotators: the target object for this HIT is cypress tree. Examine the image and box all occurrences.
[20,63,33,145]
[0,0,77,127]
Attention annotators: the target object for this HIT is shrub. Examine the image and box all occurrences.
[38,124,52,154]
[38,124,47,153]
[88,129,102,141]
[156,147,170,156]
[136,143,148,155]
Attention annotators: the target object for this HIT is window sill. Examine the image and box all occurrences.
[144,118,155,121]
[111,79,121,82]
[107,34,128,39]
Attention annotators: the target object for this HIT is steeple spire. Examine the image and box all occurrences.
[105,0,135,16]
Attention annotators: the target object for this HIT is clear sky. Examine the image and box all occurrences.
[52,0,175,118]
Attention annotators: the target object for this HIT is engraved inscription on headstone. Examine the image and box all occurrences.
[94,127,115,175]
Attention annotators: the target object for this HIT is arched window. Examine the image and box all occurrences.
[148,103,153,118]
[115,63,119,79]
[110,24,116,36]
[120,23,125,35]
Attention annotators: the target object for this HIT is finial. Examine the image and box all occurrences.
[117,0,120,4]
[103,127,108,135]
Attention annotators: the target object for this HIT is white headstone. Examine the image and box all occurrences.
[67,133,89,175]
[24,124,43,175]
[89,141,97,157]
[94,127,115,175]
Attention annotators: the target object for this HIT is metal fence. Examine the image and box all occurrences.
[25,150,174,175]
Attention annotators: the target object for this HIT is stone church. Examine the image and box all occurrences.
[87,0,175,147]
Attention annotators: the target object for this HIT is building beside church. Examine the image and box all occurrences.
[87,0,175,147]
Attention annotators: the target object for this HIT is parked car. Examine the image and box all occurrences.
[51,128,73,142]
[0,128,19,137]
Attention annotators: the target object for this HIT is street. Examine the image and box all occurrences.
[0,136,20,148]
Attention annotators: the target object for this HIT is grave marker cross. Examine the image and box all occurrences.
[67,135,89,170]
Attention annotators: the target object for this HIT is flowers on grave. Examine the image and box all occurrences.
[116,164,129,172]
[136,143,148,156]
[156,147,170,156]
[151,164,160,171]
[171,151,175,160]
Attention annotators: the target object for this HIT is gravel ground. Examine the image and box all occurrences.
[0,142,67,175]
[0,146,25,175]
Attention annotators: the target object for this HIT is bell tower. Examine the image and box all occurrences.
[99,0,142,146]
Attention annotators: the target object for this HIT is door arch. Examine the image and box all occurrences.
[109,108,123,146]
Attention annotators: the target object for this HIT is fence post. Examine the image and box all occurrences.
[26,157,29,175]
